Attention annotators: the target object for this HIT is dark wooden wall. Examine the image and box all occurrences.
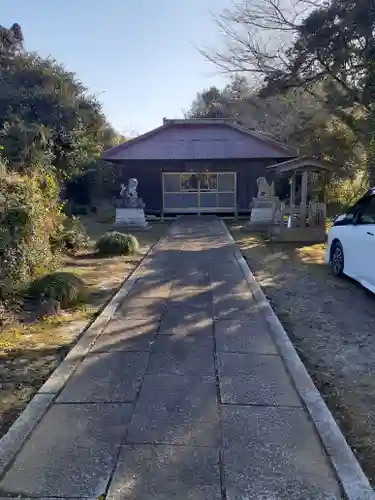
[111,158,288,214]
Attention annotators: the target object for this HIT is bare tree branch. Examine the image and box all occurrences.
[201,0,323,80]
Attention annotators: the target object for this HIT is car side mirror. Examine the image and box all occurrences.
[333,213,356,226]
[333,214,346,223]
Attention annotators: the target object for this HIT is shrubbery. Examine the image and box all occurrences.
[0,169,61,298]
[50,216,89,253]
[28,271,86,309]
[95,231,139,256]
[0,28,122,311]
[326,171,370,216]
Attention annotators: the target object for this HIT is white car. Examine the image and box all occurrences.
[326,187,375,294]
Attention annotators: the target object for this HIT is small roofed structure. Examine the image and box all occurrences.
[266,156,334,174]
[263,156,334,242]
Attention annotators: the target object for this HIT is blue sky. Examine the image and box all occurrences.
[1,0,231,135]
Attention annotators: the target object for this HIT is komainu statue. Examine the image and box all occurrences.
[119,178,145,208]
[256,177,275,198]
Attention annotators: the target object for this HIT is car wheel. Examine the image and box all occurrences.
[330,241,344,276]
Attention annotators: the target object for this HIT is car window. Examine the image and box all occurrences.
[347,195,371,215]
[344,213,355,223]
[357,196,375,225]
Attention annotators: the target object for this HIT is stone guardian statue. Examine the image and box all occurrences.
[120,178,145,209]
[116,178,148,228]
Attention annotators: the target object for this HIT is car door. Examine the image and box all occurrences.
[333,196,370,278]
[354,195,375,289]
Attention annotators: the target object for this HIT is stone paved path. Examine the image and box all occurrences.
[0,218,343,499]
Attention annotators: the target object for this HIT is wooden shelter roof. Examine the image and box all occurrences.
[266,156,334,175]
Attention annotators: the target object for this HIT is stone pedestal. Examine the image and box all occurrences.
[115,208,149,229]
[250,197,282,225]
[250,206,275,224]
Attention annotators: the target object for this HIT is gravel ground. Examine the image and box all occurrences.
[229,222,375,487]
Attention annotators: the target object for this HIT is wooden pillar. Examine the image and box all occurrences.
[288,173,297,228]
[234,172,238,219]
[161,171,165,221]
[290,173,296,207]
[300,170,308,227]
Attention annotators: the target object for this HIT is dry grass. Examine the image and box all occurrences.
[228,221,375,487]
[0,220,169,438]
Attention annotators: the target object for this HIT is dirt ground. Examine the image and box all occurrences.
[0,220,169,439]
[229,222,375,487]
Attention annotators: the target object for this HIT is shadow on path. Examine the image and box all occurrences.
[0,217,343,500]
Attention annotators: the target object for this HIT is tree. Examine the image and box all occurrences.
[0,53,113,180]
[0,22,119,181]
[0,23,123,304]
[186,86,228,118]
[186,76,360,178]
[0,23,24,58]
[186,76,253,120]
[203,0,375,182]
[201,0,320,81]
[263,0,375,183]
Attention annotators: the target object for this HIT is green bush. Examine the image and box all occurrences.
[0,171,61,298]
[28,271,86,308]
[95,231,139,256]
[50,217,89,253]
[63,229,89,251]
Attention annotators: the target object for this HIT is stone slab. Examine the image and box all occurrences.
[158,316,213,337]
[218,353,301,406]
[126,278,172,298]
[147,334,214,376]
[0,403,133,498]
[90,318,159,353]
[116,297,167,320]
[57,352,149,403]
[167,290,213,310]
[172,273,211,288]
[209,266,244,281]
[213,293,258,319]
[133,373,217,417]
[169,285,212,298]
[165,304,214,318]
[126,408,220,446]
[161,307,212,329]
[0,394,55,477]
[106,445,221,500]
[215,317,278,354]
[127,374,218,446]
[207,251,237,263]
[221,405,342,500]
[211,279,251,297]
